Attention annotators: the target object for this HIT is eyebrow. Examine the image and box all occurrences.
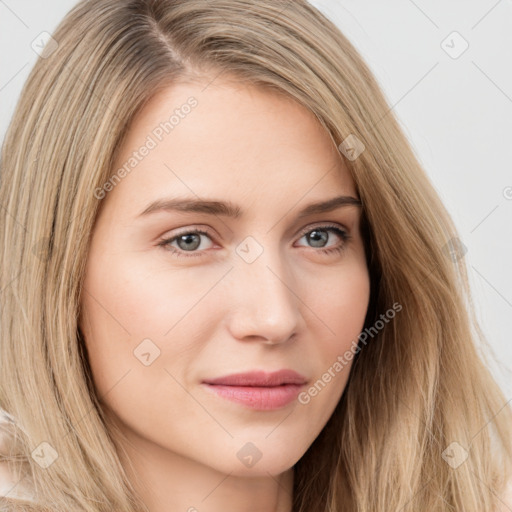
[137,194,362,219]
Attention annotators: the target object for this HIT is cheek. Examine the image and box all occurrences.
[81,252,223,341]
[79,254,230,393]
[300,258,370,403]
[310,257,370,351]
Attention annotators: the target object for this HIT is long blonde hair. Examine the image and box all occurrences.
[1,0,511,510]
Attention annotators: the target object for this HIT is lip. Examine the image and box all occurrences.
[201,370,308,411]
[202,369,308,387]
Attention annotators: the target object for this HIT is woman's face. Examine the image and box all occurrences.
[79,76,370,478]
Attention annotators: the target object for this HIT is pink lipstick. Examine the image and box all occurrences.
[202,370,307,410]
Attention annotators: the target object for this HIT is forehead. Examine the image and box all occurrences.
[106,78,357,214]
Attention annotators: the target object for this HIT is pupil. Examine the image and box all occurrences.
[179,234,200,251]
[308,230,327,247]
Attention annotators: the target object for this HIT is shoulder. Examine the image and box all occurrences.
[496,476,512,511]
[0,461,17,499]
[0,409,34,502]
[0,410,16,499]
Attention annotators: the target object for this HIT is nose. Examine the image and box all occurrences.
[224,248,303,345]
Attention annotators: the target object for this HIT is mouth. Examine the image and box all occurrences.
[201,370,308,410]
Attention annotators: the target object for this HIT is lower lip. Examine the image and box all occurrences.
[202,383,304,410]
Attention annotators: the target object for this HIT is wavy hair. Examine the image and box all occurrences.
[1,0,511,510]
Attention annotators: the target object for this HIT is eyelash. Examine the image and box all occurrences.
[157,224,351,259]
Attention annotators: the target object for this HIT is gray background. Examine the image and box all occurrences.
[1,0,511,397]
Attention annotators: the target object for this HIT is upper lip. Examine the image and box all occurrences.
[202,370,308,387]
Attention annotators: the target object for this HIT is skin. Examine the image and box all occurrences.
[79,74,371,512]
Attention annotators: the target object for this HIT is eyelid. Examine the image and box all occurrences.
[157,221,350,259]
[295,221,349,238]
[160,221,348,245]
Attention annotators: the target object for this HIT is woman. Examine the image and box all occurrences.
[0,0,511,511]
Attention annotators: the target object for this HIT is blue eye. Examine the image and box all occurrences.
[158,229,213,258]
[296,224,350,255]
[158,224,350,259]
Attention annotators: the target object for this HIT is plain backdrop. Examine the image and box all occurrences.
[1,0,511,399]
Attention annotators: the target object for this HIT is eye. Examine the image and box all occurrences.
[157,228,214,258]
[157,224,351,259]
[295,224,351,256]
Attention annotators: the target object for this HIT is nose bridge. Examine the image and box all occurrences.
[226,237,301,342]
